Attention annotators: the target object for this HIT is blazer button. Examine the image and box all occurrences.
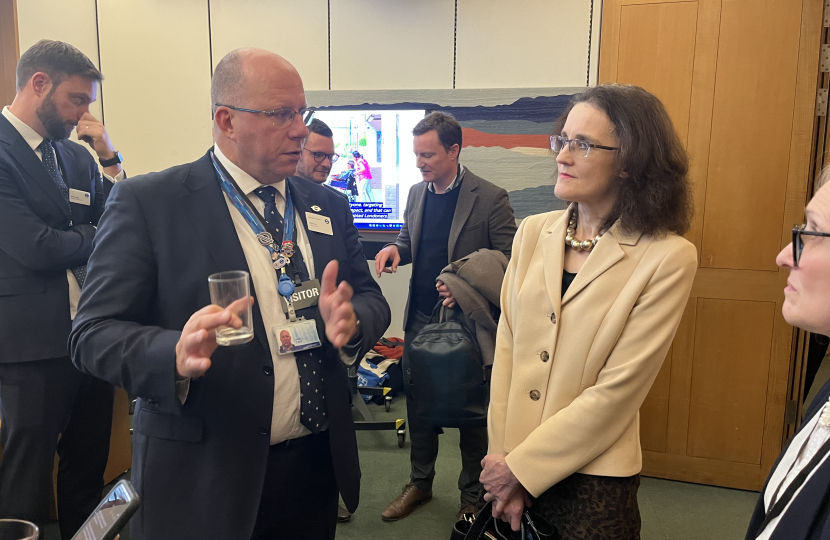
[540,351,549,362]
[259,428,269,436]
[262,366,273,376]
[550,312,557,324]
[529,390,541,401]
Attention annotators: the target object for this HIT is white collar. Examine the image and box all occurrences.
[427,163,465,193]
[212,143,287,199]
[3,107,45,152]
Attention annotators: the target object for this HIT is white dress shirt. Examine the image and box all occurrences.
[213,145,315,445]
[2,107,125,319]
[757,396,830,539]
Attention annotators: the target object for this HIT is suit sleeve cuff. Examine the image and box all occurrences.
[337,320,365,367]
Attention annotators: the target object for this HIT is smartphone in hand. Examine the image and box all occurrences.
[71,479,140,540]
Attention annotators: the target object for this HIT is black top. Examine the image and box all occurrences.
[562,270,577,298]
[411,185,462,315]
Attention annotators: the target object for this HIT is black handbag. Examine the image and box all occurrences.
[451,501,556,540]
[406,301,489,427]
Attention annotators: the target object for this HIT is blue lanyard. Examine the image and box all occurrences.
[210,151,296,257]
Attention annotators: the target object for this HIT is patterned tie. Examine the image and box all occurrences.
[38,139,88,288]
[253,185,326,433]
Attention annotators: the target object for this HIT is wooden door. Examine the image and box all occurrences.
[600,0,823,490]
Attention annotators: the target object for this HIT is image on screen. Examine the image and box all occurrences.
[77,483,130,540]
[312,109,426,231]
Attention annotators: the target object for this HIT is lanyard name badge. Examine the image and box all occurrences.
[210,152,322,351]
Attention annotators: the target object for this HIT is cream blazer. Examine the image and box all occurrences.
[488,208,698,497]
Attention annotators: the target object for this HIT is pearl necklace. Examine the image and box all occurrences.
[565,207,602,252]
[820,396,830,428]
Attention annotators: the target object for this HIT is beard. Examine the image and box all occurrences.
[36,90,73,140]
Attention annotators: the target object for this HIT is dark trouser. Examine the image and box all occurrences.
[534,473,641,540]
[403,308,488,505]
[0,357,113,540]
[251,432,338,540]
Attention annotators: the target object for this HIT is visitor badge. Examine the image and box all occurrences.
[275,318,322,354]
[279,279,321,313]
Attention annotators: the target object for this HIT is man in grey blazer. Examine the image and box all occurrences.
[374,111,517,522]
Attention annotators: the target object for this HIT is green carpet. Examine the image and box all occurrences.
[41,396,760,540]
[338,398,760,540]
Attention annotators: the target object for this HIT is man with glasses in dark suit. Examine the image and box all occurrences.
[0,39,125,539]
[70,48,389,540]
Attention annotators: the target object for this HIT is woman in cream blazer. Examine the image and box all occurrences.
[480,85,698,539]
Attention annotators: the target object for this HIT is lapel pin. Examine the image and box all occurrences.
[311,205,321,212]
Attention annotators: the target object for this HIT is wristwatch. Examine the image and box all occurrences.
[99,151,122,167]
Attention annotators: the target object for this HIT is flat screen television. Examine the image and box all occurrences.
[313,109,426,231]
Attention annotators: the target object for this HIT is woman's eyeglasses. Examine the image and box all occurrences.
[303,148,339,164]
[550,135,619,158]
[792,224,830,267]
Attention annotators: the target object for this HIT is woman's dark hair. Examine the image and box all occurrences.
[351,151,361,158]
[552,84,692,236]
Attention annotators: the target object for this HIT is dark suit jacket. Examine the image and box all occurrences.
[390,168,517,327]
[69,151,390,539]
[0,114,110,362]
[294,174,350,202]
[746,379,830,539]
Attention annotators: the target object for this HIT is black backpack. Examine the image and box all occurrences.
[406,302,489,428]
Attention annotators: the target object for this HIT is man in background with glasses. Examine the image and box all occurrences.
[69,48,390,540]
[295,118,348,203]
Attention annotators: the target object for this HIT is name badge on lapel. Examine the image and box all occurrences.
[279,279,321,313]
[68,188,91,206]
[306,212,333,235]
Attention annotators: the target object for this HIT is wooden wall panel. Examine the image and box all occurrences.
[640,348,672,453]
[616,2,698,145]
[209,0,329,91]
[687,299,775,464]
[700,0,803,271]
[0,0,17,107]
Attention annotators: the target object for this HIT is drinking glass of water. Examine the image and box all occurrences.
[0,520,38,540]
[208,271,254,346]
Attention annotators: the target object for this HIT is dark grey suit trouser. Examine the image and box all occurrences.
[403,308,488,505]
[0,356,113,540]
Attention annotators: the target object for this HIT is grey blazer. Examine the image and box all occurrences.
[390,168,517,327]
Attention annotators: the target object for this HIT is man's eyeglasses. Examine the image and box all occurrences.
[792,224,830,267]
[303,148,339,164]
[214,103,315,129]
[550,135,619,158]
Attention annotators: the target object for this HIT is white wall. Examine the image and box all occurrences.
[17,0,598,333]
[455,0,592,88]
[369,262,411,337]
[18,0,598,176]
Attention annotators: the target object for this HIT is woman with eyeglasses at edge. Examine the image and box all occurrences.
[744,167,830,540]
[480,85,698,539]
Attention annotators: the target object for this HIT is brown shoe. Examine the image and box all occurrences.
[455,503,479,523]
[381,483,433,521]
